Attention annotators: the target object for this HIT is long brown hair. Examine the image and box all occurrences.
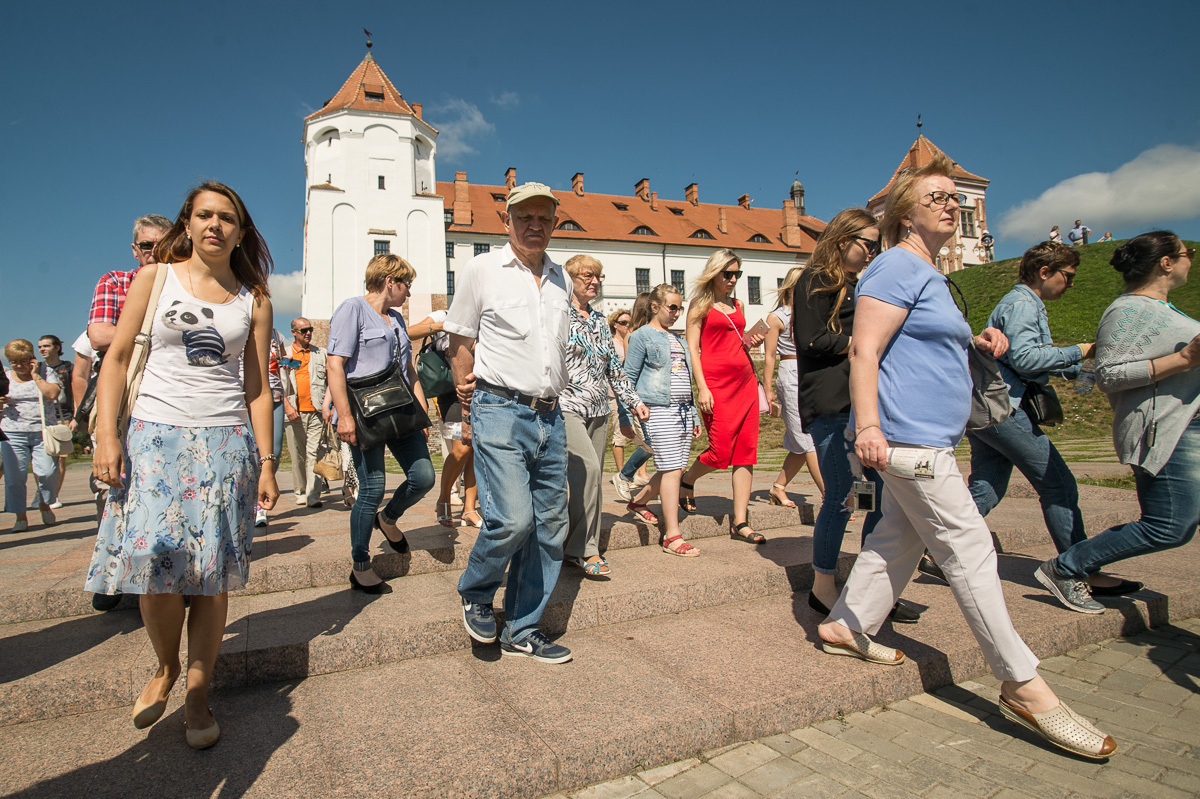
[804,208,877,334]
[156,181,273,299]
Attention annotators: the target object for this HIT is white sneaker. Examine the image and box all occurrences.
[295,496,307,505]
[49,501,63,510]
[255,507,268,527]
[611,473,633,501]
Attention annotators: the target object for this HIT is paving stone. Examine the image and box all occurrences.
[760,733,806,756]
[842,711,904,742]
[789,727,864,763]
[855,780,923,799]
[697,781,763,799]
[1022,763,1127,798]
[789,747,871,790]
[907,755,999,797]
[887,731,978,769]
[846,751,938,795]
[654,763,732,799]
[736,757,816,795]
[1062,660,1114,684]
[873,708,955,743]
[1094,765,1192,798]
[638,759,702,787]
[834,727,919,765]
[1160,767,1200,794]
[1105,749,1165,780]
[965,758,1071,799]
[570,775,652,799]
[1084,648,1136,669]
[707,743,780,778]
[773,774,852,799]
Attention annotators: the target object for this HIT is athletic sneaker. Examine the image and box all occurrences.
[254,507,268,527]
[461,597,498,643]
[500,629,572,664]
[611,473,633,501]
[49,501,63,510]
[1036,560,1105,614]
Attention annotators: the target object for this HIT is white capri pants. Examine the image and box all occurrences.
[828,445,1040,683]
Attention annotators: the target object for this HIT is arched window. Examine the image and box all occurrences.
[631,225,657,236]
[748,233,771,244]
[557,220,585,232]
[690,229,715,239]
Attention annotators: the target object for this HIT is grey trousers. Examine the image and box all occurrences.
[284,410,326,503]
[564,412,609,560]
[829,445,1040,683]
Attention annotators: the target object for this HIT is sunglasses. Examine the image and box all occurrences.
[721,269,743,280]
[295,327,314,335]
[135,241,157,251]
[851,235,881,256]
[1178,248,1197,259]
[665,304,682,312]
[614,319,630,326]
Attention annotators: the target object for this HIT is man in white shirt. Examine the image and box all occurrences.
[445,182,572,664]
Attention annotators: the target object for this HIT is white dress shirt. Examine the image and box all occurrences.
[444,243,569,398]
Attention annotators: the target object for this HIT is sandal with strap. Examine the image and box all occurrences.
[730,521,766,545]
[998,695,1117,760]
[566,555,611,577]
[460,509,483,529]
[435,501,458,529]
[662,535,700,557]
[627,502,659,524]
[679,480,697,513]
[768,483,797,508]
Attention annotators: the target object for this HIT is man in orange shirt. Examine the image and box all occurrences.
[283,318,328,507]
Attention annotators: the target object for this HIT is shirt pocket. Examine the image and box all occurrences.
[484,297,531,340]
[359,330,394,364]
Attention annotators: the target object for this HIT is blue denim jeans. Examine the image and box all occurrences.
[1054,416,1200,579]
[459,389,568,642]
[2,430,57,513]
[620,445,652,481]
[348,430,435,565]
[809,413,882,574]
[966,405,1085,554]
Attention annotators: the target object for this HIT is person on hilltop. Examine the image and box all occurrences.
[1068,219,1092,246]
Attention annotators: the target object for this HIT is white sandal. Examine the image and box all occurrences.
[998,696,1117,759]
[821,633,905,665]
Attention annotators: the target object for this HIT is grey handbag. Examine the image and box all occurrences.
[947,276,1013,431]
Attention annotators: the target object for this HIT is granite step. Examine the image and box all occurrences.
[0,535,1195,799]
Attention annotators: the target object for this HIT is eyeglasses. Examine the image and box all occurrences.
[1060,271,1076,285]
[851,235,881,256]
[1177,248,1197,260]
[922,191,967,208]
[579,272,604,283]
[665,304,682,312]
[135,241,158,251]
[721,269,743,280]
[295,327,314,335]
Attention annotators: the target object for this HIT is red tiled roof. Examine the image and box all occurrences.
[307,53,433,130]
[438,182,825,253]
[868,135,989,204]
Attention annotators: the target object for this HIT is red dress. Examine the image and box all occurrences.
[698,302,759,468]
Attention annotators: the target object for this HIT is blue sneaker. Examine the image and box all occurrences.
[461,597,498,643]
[500,629,573,664]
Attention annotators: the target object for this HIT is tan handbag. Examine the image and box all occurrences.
[90,264,171,439]
[37,382,74,458]
[313,425,344,482]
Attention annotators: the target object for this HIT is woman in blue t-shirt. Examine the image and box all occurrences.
[815,156,1117,761]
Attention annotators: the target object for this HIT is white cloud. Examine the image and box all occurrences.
[269,269,304,328]
[998,144,1200,241]
[428,98,495,159]
[490,91,520,108]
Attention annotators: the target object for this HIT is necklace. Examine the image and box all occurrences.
[185,262,234,305]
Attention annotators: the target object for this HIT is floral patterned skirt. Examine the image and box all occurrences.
[85,419,259,596]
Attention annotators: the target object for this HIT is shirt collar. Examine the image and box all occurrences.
[1014,282,1046,310]
[499,242,559,276]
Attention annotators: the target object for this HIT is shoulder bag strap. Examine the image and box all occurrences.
[111,264,171,434]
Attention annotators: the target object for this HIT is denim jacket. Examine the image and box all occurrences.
[988,283,1083,407]
[623,326,701,426]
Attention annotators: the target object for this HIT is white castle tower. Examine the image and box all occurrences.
[302,50,444,327]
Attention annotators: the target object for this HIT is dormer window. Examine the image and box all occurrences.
[631,225,657,236]
[365,91,384,102]
[491,193,507,202]
[669,207,684,216]
[690,229,716,239]
[748,233,771,244]
[613,202,629,211]
[558,220,585,232]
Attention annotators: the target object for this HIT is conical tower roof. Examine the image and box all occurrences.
[307,52,421,122]
[868,135,988,204]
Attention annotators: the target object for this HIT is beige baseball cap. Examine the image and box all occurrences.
[506,182,559,211]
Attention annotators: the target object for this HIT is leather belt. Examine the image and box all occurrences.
[476,380,558,412]
[779,355,797,361]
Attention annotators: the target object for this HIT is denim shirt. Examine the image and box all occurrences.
[988,283,1083,407]
[623,326,701,426]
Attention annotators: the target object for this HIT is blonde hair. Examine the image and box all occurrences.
[689,248,741,322]
[772,267,803,310]
[564,254,603,279]
[608,307,631,335]
[805,208,879,334]
[363,253,416,292]
[639,283,682,332]
[5,339,34,364]
[879,152,955,249]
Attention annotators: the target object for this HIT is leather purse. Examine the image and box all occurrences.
[37,385,74,458]
[345,359,429,450]
[1020,380,1064,427]
[965,343,1013,431]
[416,341,454,398]
[312,425,344,482]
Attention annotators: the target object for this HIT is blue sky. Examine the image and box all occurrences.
[3,0,1199,357]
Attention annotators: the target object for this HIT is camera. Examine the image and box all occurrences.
[851,479,876,513]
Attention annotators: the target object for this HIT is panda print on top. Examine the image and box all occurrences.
[161,300,230,367]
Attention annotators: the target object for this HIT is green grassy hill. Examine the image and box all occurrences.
[951,238,1200,440]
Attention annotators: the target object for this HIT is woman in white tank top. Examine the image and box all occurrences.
[86,182,279,750]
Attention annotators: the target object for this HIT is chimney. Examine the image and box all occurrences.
[685,183,699,206]
[453,171,472,226]
[738,194,751,209]
[718,208,728,234]
[571,172,585,196]
[781,199,802,248]
[412,102,423,120]
[635,178,650,201]
[650,191,658,211]
[505,167,517,189]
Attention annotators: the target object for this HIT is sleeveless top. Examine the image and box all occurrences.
[771,305,796,357]
[133,265,255,427]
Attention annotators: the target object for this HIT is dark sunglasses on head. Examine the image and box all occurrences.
[721,269,743,280]
[295,327,314,335]
[135,241,157,251]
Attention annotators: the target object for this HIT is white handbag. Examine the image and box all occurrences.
[37,382,74,458]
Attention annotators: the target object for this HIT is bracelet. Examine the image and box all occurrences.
[856,424,881,435]
[259,454,279,465]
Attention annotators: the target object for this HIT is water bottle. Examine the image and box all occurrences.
[1075,359,1095,394]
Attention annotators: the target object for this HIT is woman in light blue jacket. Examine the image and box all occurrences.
[624,284,703,556]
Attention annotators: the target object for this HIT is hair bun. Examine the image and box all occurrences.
[1110,245,1135,273]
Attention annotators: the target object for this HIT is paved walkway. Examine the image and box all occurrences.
[549,620,1200,799]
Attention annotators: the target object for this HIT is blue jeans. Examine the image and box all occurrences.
[2,430,57,513]
[1054,416,1200,579]
[459,389,568,642]
[809,413,882,574]
[967,406,1085,554]
[620,446,652,481]
[348,430,434,565]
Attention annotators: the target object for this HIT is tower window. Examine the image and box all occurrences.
[748,276,762,305]
[378,176,386,190]
[671,270,686,293]
[444,210,453,224]
[635,268,650,295]
[374,240,390,256]
[474,243,490,257]
[446,242,455,259]
[960,208,978,238]
[365,91,384,102]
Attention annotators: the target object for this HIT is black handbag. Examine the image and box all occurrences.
[416,341,454,397]
[1020,380,1064,426]
[345,359,430,450]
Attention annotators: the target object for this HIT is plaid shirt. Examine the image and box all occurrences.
[87,265,141,326]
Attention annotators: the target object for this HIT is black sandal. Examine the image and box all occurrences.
[730,521,765,545]
[679,480,697,513]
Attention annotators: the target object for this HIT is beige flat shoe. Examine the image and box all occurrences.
[132,672,178,729]
[999,695,1117,760]
[821,633,905,665]
[185,709,220,750]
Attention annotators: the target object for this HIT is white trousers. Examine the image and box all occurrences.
[829,445,1040,682]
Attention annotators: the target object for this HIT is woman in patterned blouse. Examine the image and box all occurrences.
[560,255,649,577]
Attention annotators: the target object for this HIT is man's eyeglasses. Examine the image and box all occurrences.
[1178,247,1197,260]
[721,269,743,280]
[135,241,157,252]
[851,235,881,256]
[923,191,967,208]
[295,327,314,335]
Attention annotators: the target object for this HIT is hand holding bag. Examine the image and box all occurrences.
[313,424,344,481]
[37,382,73,458]
[965,343,1013,431]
